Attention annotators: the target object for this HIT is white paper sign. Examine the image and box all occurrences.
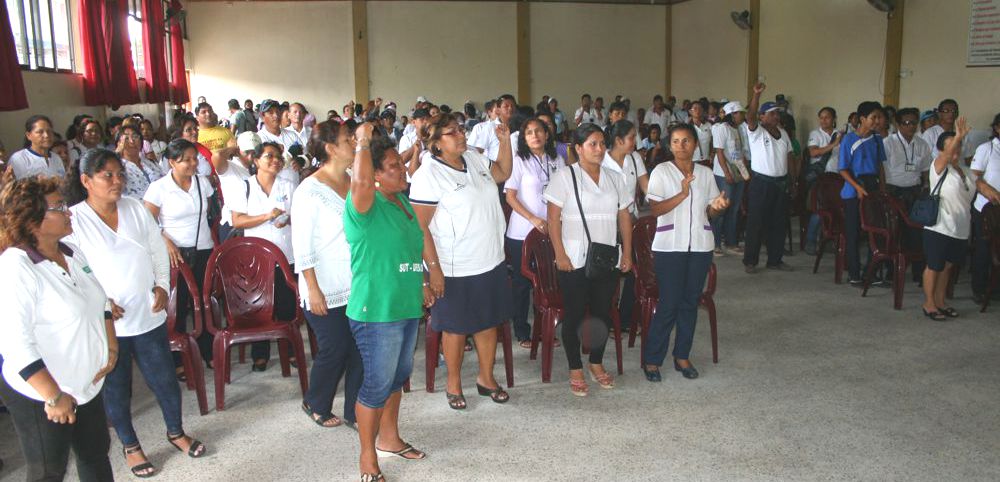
[968,0,1000,66]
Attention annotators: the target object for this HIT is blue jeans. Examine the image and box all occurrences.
[103,322,183,446]
[304,306,363,423]
[349,318,419,409]
[643,251,712,366]
[505,237,533,341]
[805,214,821,246]
[711,176,745,248]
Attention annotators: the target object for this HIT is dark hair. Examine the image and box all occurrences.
[66,114,91,140]
[895,108,920,124]
[780,112,797,133]
[605,120,635,149]
[990,112,1000,138]
[653,95,664,102]
[65,148,124,205]
[516,117,556,159]
[195,102,212,115]
[255,141,283,159]
[856,101,884,118]
[818,106,837,119]
[937,99,958,112]
[667,123,698,144]
[307,120,351,164]
[370,135,397,171]
[691,99,709,113]
[608,101,627,115]
[170,115,198,141]
[114,125,142,149]
[484,100,496,112]
[425,113,460,156]
[228,99,240,110]
[0,176,64,251]
[165,138,197,162]
[464,102,477,118]
[571,123,605,148]
[24,114,52,134]
[497,94,517,108]
[581,93,591,100]
[936,131,956,152]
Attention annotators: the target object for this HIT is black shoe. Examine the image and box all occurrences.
[643,367,662,382]
[744,264,757,274]
[766,262,795,272]
[673,360,699,379]
[848,278,864,287]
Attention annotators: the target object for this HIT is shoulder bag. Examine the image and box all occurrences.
[909,167,948,226]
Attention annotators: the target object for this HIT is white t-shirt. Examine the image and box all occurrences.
[67,197,169,337]
[711,122,744,177]
[0,243,108,404]
[739,122,752,161]
[883,133,932,188]
[922,125,945,158]
[808,128,841,174]
[575,107,598,126]
[143,173,216,250]
[926,164,976,240]
[644,108,670,134]
[217,158,252,226]
[409,150,506,277]
[258,127,303,151]
[227,176,295,262]
[9,148,65,179]
[467,119,504,161]
[504,152,565,240]
[398,129,418,154]
[747,125,792,177]
[593,107,607,128]
[647,162,720,253]
[290,177,351,309]
[543,163,632,270]
[692,122,713,162]
[291,125,312,150]
[971,138,1000,212]
[601,151,647,217]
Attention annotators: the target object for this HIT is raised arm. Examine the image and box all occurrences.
[350,123,376,214]
[746,82,765,131]
[490,123,513,183]
[933,117,969,175]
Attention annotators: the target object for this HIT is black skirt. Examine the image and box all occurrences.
[430,262,512,334]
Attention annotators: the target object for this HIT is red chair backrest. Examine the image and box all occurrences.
[167,262,203,338]
[203,237,299,331]
[632,216,658,294]
[815,173,846,231]
[860,191,895,252]
[521,229,561,307]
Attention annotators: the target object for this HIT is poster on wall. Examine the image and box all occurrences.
[968,0,1000,66]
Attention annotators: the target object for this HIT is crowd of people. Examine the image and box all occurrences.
[0,84,997,481]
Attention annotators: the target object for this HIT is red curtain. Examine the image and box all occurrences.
[0,0,29,110]
[142,0,169,103]
[168,0,189,105]
[80,0,140,108]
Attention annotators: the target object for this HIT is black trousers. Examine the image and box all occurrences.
[742,175,788,267]
[972,209,992,296]
[557,268,617,370]
[844,197,865,280]
[0,377,113,482]
[175,248,214,366]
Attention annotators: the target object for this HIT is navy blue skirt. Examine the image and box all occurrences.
[430,262,512,334]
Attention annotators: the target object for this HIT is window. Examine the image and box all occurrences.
[126,0,145,79]
[6,0,74,71]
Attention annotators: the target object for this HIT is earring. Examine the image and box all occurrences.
[375,180,381,188]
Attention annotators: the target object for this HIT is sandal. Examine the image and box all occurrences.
[167,432,206,458]
[569,378,588,397]
[445,392,466,410]
[476,383,510,404]
[122,444,156,478]
[589,367,615,389]
[360,473,385,482]
[922,308,947,322]
[376,441,427,460]
[301,401,342,427]
[518,340,532,349]
[937,306,959,318]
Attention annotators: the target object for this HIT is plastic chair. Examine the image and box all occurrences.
[812,173,847,283]
[166,262,209,416]
[203,237,308,411]
[628,216,719,368]
[859,192,925,310]
[981,204,1000,312]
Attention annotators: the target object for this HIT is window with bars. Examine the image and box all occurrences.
[127,0,173,81]
[6,0,74,72]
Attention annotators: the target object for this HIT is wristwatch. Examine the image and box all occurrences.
[45,391,63,408]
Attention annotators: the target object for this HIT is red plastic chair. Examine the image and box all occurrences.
[812,173,847,283]
[520,229,623,383]
[423,314,514,393]
[203,237,308,411]
[980,204,1000,312]
[628,216,719,367]
[859,192,925,310]
[166,262,209,416]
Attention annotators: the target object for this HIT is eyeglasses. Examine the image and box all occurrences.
[899,120,918,126]
[441,128,466,137]
[938,109,957,114]
[46,202,70,214]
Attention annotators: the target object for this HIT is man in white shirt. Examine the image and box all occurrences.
[213,132,259,241]
[921,99,958,159]
[593,97,607,128]
[256,99,302,149]
[742,83,796,273]
[574,94,598,127]
[884,107,933,281]
[288,103,312,149]
[673,98,690,124]
[644,95,671,134]
[468,94,515,161]
[971,118,1000,302]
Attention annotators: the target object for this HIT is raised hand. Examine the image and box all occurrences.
[495,122,510,141]
[753,82,766,95]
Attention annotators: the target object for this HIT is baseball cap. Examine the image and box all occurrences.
[412,108,431,119]
[919,110,937,123]
[236,131,261,153]
[259,99,280,113]
[759,102,782,114]
[722,101,746,115]
[416,96,427,103]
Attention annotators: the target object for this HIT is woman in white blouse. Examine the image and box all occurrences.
[410,113,514,409]
[141,119,168,164]
[290,120,362,427]
[66,149,206,477]
[922,119,977,321]
[0,177,116,481]
[804,107,842,254]
[643,124,729,383]
[544,123,633,396]
[504,116,565,347]
[115,125,164,200]
[688,101,714,168]
[144,139,216,369]
[227,141,297,372]
[8,115,66,180]
[69,118,105,166]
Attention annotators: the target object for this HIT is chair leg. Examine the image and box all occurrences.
[277,340,291,377]
[425,321,439,393]
[627,298,641,348]
[703,296,719,364]
[529,307,542,361]
[861,255,878,297]
[179,342,196,391]
[835,234,846,284]
[541,312,555,383]
[238,344,246,364]
[187,337,209,415]
[500,321,514,388]
[213,335,228,411]
[813,238,827,274]
[893,255,906,310]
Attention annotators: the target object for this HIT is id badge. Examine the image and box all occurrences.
[904,163,916,172]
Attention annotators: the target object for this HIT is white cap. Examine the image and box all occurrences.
[416,96,427,103]
[722,101,746,115]
[236,131,261,153]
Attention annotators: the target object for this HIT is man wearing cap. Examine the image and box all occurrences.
[711,101,750,255]
[211,131,260,241]
[257,99,302,150]
[743,82,796,273]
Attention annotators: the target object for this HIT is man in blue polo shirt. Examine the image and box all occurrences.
[839,101,887,285]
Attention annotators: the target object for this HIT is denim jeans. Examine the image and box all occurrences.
[505,237,533,341]
[304,306,363,423]
[643,251,712,366]
[711,175,745,248]
[349,318,418,409]
[0,376,113,482]
[103,322,183,447]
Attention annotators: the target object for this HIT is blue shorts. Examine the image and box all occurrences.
[349,317,419,409]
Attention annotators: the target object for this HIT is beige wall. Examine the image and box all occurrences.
[185,1,354,118]
[530,2,667,113]
[758,0,888,140]
[368,1,517,111]
[899,0,1000,130]
[0,72,105,156]
[671,0,749,103]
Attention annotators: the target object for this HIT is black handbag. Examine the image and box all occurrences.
[910,167,948,227]
[569,166,619,280]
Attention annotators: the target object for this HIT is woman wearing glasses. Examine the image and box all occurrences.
[115,125,165,199]
[410,113,514,410]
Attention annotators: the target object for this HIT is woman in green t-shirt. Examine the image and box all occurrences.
[345,123,431,482]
